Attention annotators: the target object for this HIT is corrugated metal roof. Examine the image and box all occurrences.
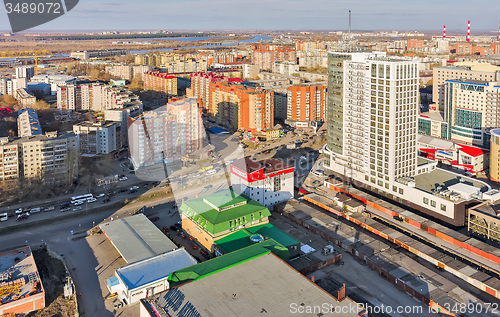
[100,214,177,264]
[117,248,197,290]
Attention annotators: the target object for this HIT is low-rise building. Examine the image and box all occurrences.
[230,158,294,208]
[70,49,128,60]
[180,190,271,253]
[418,111,448,139]
[106,248,197,305]
[140,251,362,317]
[0,246,45,316]
[418,134,488,175]
[15,88,36,107]
[31,74,76,96]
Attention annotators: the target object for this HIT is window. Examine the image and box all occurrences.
[399,188,403,195]
[441,204,446,211]
[423,197,429,205]
[431,200,436,207]
[393,186,397,192]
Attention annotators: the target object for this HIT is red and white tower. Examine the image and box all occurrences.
[467,20,471,42]
[498,21,500,42]
[443,25,446,39]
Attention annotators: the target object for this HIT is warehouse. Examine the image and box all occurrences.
[100,214,177,264]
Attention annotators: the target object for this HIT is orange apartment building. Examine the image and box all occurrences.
[406,39,425,50]
[207,82,274,133]
[187,72,229,112]
[251,45,296,70]
[143,71,178,96]
[286,84,327,124]
[449,42,500,55]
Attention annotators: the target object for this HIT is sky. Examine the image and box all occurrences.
[0,0,499,32]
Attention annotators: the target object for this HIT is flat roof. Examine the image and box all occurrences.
[116,248,196,291]
[208,127,229,134]
[413,168,489,195]
[144,253,360,317]
[0,246,43,305]
[214,223,299,254]
[419,111,445,122]
[418,134,454,150]
[100,214,177,264]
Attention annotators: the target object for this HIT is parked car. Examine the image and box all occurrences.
[149,216,160,222]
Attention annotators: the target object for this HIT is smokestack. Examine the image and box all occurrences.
[498,22,500,42]
[443,25,446,39]
[348,10,351,35]
[467,20,470,42]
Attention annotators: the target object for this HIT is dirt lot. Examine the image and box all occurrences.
[27,249,76,317]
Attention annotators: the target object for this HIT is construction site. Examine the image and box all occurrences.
[0,246,45,316]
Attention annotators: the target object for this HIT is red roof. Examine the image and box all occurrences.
[228,78,243,83]
[458,144,487,157]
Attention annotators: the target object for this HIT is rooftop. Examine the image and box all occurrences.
[437,61,500,73]
[413,168,489,197]
[214,223,299,254]
[115,248,196,291]
[180,190,271,235]
[419,111,445,122]
[143,253,360,317]
[231,157,293,175]
[100,214,177,264]
[168,240,287,288]
[0,246,43,305]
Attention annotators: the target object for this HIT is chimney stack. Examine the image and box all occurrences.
[467,21,471,42]
[443,25,446,39]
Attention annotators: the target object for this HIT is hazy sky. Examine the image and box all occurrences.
[1,0,499,32]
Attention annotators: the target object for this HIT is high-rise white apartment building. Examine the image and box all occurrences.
[324,52,419,190]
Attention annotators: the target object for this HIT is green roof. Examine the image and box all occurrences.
[167,239,289,288]
[214,223,300,254]
[180,190,271,235]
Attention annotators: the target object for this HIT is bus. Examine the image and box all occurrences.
[71,194,93,204]
[200,165,213,172]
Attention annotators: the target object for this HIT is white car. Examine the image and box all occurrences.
[119,177,128,181]
[74,200,85,206]
[15,208,23,214]
[30,207,41,213]
[131,185,139,190]
[96,193,105,198]
[73,206,82,212]
[87,197,97,203]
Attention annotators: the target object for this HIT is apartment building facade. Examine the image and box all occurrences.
[142,71,178,96]
[0,137,19,181]
[128,98,203,168]
[432,61,500,111]
[286,84,327,124]
[251,45,296,70]
[73,121,121,155]
[186,72,228,112]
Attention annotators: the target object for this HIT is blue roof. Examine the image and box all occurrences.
[208,127,229,135]
[18,108,42,136]
[116,248,197,290]
[107,275,119,288]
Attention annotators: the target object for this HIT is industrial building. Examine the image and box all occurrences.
[31,74,76,96]
[140,252,363,317]
[180,189,271,253]
[106,248,197,305]
[230,158,294,208]
[0,246,45,316]
[99,214,178,264]
[69,49,129,60]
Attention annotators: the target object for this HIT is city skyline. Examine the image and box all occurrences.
[0,0,500,32]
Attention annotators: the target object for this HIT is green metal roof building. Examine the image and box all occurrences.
[167,239,290,288]
[213,223,301,258]
[180,190,271,240]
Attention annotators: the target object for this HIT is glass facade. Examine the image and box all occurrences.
[418,118,431,136]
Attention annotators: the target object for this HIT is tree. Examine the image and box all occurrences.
[89,69,101,81]
[0,95,18,109]
[129,75,144,91]
[31,100,50,110]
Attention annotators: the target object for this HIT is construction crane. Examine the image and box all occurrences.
[0,50,53,75]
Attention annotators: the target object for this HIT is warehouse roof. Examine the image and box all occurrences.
[214,223,299,254]
[100,214,177,264]
[143,253,360,317]
[116,248,197,291]
[180,190,270,235]
[168,240,280,288]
